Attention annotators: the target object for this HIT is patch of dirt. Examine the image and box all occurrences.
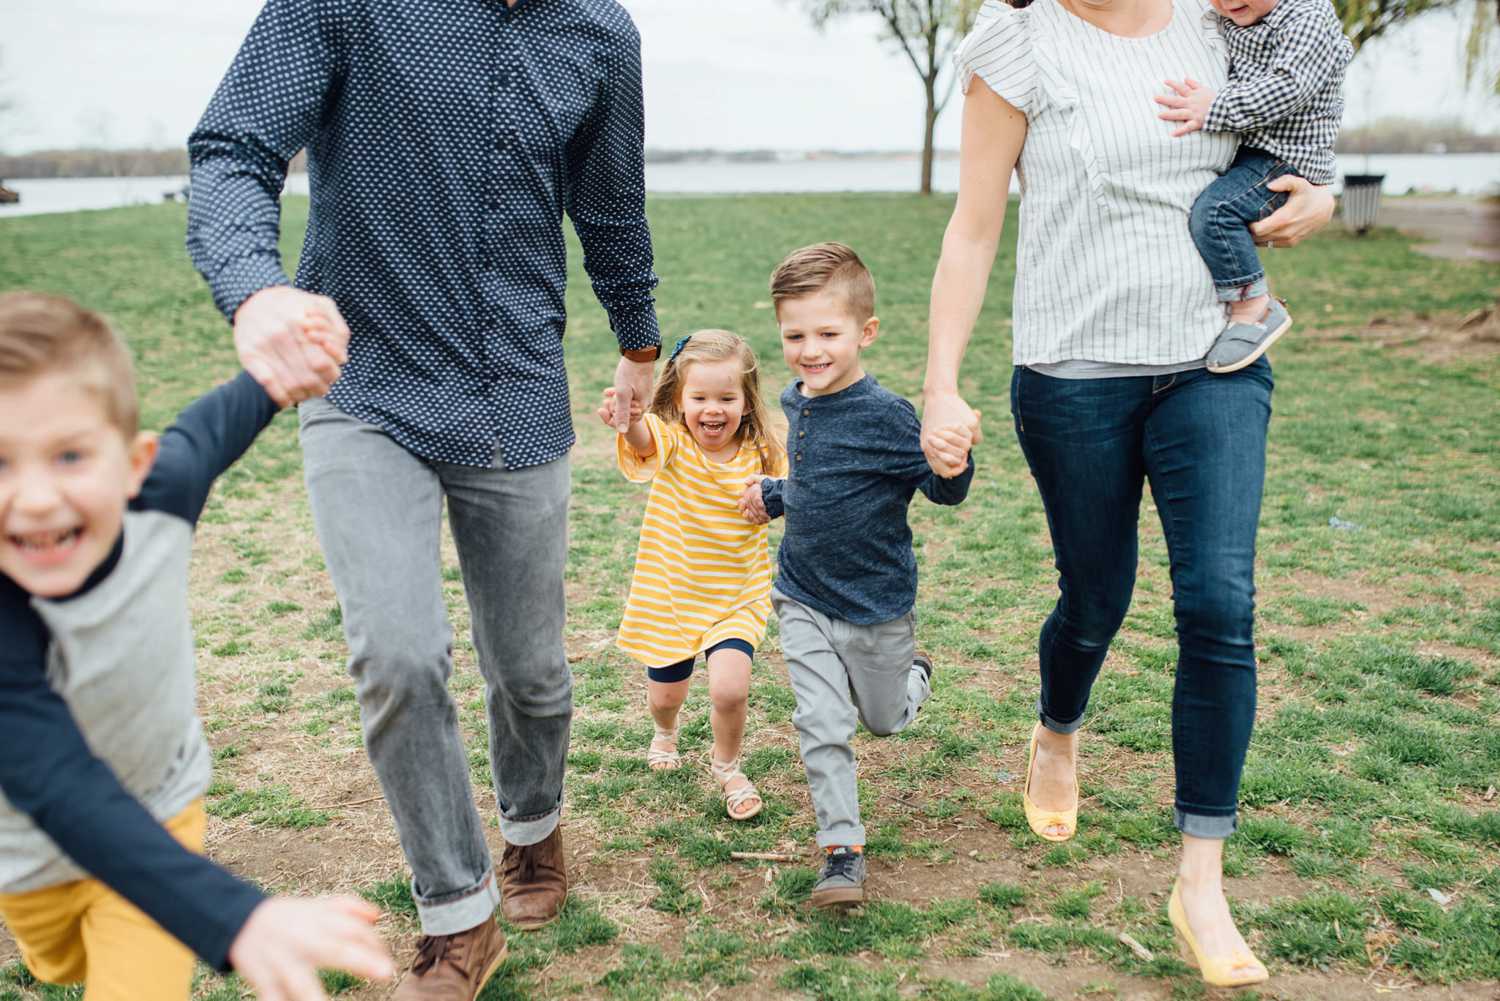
[1325,300,1500,364]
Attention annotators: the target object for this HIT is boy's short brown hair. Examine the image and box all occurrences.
[0,292,139,437]
[769,242,876,323]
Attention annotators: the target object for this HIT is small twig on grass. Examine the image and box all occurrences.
[314,794,385,810]
[731,851,800,863]
[1118,932,1155,962]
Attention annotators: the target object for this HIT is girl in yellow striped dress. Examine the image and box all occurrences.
[596,330,787,821]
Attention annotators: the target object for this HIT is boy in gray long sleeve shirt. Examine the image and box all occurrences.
[739,244,975,909]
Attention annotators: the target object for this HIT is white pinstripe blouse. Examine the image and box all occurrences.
[958,0,1239,367]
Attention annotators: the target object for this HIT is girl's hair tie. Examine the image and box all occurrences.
[667,335,691,364]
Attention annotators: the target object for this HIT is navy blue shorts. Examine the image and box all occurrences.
[646,638,755,683]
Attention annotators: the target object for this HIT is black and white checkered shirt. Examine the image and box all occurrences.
[1203,0,1353,184]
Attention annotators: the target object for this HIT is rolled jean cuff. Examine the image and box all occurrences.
[1174,807,1238,839]
[499,800,561,847]
[1214,277,1268,303]
[816,824,867,850]
[414,870,500,936]
[1037,698,1085,735]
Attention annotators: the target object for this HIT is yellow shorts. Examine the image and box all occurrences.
[0,799,206,1001]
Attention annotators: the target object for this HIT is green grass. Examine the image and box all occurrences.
[0,194,1496,999]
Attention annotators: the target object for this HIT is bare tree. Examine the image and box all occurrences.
[798,1,982,194]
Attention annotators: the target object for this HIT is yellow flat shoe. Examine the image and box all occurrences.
[1021,723,1077,842]
[1168,881,1269,988]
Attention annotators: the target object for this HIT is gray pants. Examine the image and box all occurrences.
[772,589,930,849]
[299,398,571,935]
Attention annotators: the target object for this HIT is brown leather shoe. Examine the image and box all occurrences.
[499,826,568,929]
[391,917,507,1001]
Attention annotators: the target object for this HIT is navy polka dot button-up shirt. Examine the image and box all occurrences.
[187,0,660,469]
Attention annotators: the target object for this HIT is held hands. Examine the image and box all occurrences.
[612,356,655,433]
[234,286,350,408]
[596,387,644,430]
[921,392,982,478]
[738,475,770,525]
[227,895,393,1001]
[1154,79,1216,137]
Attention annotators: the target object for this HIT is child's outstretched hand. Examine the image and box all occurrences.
[739,475,769,525]
[596,387,644,429]
[228,895,393,1001]
[1154,78,1216,137]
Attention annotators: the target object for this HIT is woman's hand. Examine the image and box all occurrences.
[921,392,982,478]
[1250,175,1334,248]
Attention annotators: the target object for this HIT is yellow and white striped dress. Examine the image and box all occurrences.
[616,414,786,667]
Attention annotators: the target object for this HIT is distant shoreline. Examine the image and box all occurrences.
[4,142,1497,180]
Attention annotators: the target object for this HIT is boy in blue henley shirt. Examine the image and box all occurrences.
[739,244,975,909]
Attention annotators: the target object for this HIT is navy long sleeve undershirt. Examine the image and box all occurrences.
[0,372,278,970]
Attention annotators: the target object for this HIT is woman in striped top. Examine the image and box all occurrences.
[920,0,1335,988]
[598,330,788,821]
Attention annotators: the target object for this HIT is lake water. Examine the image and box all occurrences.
[1,153,1495,219]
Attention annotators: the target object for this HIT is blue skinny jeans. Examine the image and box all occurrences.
[1189,146,1297,303]
[1010,359,1273,837]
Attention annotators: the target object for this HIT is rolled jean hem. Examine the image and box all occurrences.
[499,803,561,847]
[1213,277,1268,302]
[1037,698,1085,735]
[414,870,501,936]
[1174,807,1238,839]
[816,825,867,850]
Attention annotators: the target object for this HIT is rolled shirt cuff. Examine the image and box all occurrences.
[208,253,291,322]
[607,301,662,354]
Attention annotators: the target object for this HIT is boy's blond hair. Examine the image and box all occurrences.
[649,329,787,476]
[0,292,139,437]
[768,242,876,323]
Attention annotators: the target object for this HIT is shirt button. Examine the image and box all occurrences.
[801,409,810,416]
[798,431,805,438]
[795,452,802,461]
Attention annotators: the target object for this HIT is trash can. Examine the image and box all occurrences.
[1341,174,1384,235]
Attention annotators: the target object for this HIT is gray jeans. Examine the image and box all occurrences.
[772,589,930,848]
[299,398,571,935]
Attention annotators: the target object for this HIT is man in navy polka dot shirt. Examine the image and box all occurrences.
[186,1,661,996]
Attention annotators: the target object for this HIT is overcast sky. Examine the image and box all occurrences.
[3,0,1496,154]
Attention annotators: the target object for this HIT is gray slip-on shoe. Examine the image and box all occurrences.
[1206,298,1291,374]
[810,847,866,909]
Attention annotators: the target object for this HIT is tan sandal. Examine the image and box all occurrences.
[710,755,762,821]
[647,720,682,771]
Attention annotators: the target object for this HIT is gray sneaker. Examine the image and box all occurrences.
[1206,298,1291,374]
[811,847,866,909]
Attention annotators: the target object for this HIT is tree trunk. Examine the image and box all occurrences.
[921,74,938,195]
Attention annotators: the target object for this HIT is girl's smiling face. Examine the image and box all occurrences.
[678,358,746,459]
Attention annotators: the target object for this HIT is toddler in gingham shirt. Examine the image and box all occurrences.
[1156,0,1353,373]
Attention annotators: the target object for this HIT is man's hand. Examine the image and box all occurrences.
[738,475,769,525]
[1250,175,1335,247]
[228,896,393,1001]
[612,356,655,433]
[234,286,350,407]
[921,391,981,478]
[1154,78,1216,138]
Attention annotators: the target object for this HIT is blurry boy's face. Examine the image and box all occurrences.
[679,358,746,458]
[0,371,156,597]
[777,289,878,398]
[1208,0,1278,26]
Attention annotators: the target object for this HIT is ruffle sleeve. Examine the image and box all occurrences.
[955,1,1037,116]
[616,413,679,483]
